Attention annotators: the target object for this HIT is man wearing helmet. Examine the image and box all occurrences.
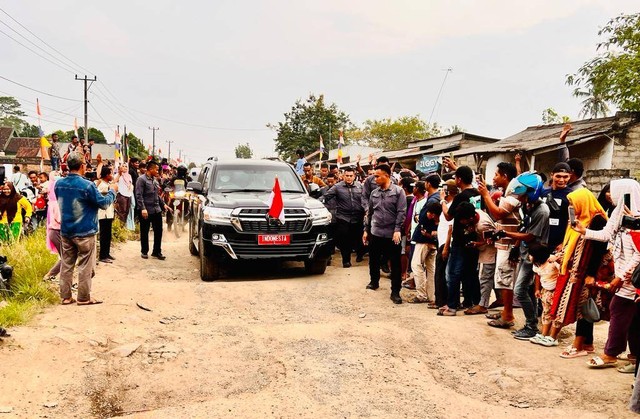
[491,172,550,339]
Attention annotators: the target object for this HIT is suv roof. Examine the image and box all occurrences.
[210,158,291,168]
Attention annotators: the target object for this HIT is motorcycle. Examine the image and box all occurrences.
[164,180,190,238]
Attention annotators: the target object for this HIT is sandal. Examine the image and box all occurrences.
[464,305,488,315]
[487,318,514,329]
[586,356,617,369]
[437,308,457,316]
[77,299,103,306]
[61,298,76,305]
[427,303,439,309]
[560,346,589,359]
[485,312,502,320]
[617,362,636,374]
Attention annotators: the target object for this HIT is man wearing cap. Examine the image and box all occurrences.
[543,162,572,250]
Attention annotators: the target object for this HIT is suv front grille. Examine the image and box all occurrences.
[234,207,311,233]
[240,219,308,232]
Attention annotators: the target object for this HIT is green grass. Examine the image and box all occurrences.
[0,228,59,327]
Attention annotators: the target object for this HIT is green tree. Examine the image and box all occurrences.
[124,131,148,160]
[18,123,41,137]
[65,127,107,143]
[269,94,352,159]
[567,12,640,112]
[0,96,28,132]
[574,87,610,119]
[359,115,442,150]
[541,108,570,124]
[234,142,253,159]
[50,129,70,142]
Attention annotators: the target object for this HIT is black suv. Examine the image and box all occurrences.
[187,158,333,281]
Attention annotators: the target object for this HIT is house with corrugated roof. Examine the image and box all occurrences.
[452,111,640,193]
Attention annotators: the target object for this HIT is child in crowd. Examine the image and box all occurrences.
[528,243,561,347]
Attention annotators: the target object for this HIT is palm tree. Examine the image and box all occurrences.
[574,87,610,119]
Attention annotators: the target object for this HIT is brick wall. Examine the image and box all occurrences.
[612,124,640,179]
[584,168,630,195]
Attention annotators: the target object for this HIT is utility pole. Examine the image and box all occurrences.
[166,140,174,161]
[178,148,183,162]
[149,127,159,157]
[75,75,97,141]
[123,125,127,161]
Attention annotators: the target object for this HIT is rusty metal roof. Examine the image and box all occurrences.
[0,127,16,150]
[453,112,640,158]
[15,146,41,158]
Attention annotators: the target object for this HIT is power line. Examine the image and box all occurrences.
[0,27,75,75]
[0,90,82,117]
[0,6,95,76]
[89,102,116,132]
[0,18,78,74]
[90,91,147,130]
[95,81,148,127]
[0,75,80,102]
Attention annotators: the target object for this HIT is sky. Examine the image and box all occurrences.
[0,0,638,163]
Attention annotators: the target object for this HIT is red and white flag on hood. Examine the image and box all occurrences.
[267,177,285,224]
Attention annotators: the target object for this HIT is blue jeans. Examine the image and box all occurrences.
[446,246,480,310]
[50,156,60,171]
[514,258,537,329]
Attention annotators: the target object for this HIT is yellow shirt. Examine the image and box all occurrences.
[0,196,32,224]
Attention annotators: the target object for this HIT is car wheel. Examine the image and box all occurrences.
[199,230,219,281]
[189,218,198,256]
[304,257,329,275]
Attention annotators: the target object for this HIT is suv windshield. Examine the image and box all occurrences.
[212,165,305,193]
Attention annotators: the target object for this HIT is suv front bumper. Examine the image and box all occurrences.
[202,223,332,261]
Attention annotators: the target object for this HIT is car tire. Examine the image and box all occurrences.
[199,229,219,281]
[189,218,198,256]
[304,257,329,275]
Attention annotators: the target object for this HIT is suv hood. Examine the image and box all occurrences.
[208,191,324,210]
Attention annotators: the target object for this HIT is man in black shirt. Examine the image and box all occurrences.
[440,166,481,315]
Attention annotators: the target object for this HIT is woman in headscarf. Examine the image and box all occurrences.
[0,182,32,242]
[572,178,640,368]
[43,176,62,281]
[546,188,609,354]
[597,182,615,217]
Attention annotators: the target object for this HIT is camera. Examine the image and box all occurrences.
[483,230,507,241]
[0,255,14,294]
[622,215,640,230]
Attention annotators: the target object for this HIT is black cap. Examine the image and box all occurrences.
[552,162,571,173]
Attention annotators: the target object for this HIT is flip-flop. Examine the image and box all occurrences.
[61,298,76,305]
[560,346,589,359]
[617,362,636,373]
[77,299,103,306]
[485,312,502,320]
[487,318,514,329]
[587,356,617,369]
[464,306,488,315]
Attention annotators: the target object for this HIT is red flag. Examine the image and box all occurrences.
[267,177,285,224]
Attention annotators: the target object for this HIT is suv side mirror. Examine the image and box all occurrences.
[187,181,203,194]
[308,183,322,198]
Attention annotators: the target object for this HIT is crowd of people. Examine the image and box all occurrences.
[1,143,191,306]
[304,126,640,412]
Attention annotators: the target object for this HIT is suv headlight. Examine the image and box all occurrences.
[203,207,232,224]
[310,207,332,226]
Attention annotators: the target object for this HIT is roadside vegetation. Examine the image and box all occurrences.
[0,229,58,327]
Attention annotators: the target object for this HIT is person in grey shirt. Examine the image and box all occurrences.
[135,160,170,260]
[362,164,407,304]
[324,167,365,267]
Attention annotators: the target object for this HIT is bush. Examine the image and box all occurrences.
[111,218,130,243]
[0,228,59,327]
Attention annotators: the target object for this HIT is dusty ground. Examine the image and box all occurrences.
[0,232,636,418]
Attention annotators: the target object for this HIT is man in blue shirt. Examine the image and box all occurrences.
[55,153,117,305]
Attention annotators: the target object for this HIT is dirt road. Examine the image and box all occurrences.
[0,233,635,418]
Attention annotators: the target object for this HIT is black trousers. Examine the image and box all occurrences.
[434,245,448,307]
[460,247,480,307]
[140,212,163,255]
[368,234,401,294]
[336,219,364,264]
[98,218,113,259]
